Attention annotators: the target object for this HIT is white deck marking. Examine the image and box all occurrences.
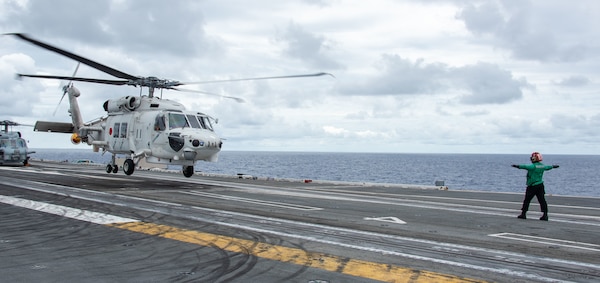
[0,195,138,225]
[183,191,322,211]
[364,216,407,224]
[489,233,600,252]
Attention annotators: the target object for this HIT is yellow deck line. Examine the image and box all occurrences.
[109,222,488,283]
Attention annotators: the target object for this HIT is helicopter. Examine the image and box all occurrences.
[8,33,332,177]
[0,120,35,166]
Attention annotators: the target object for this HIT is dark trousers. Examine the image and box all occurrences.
[521,183,548,213]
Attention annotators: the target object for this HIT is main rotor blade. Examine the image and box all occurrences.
[53,91,67,116]
[182,72,335,85]
[171,87,245,103]
[17,73,129,85]
[8,33,139,80]
[70,62,81,79]
[0,120,33,127]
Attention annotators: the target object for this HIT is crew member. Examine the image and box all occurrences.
[512,152,559,221]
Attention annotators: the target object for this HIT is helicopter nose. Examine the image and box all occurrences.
[190,136,221,149]
[181,135,222,161]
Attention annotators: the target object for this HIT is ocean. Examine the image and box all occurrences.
[30,149,600,197]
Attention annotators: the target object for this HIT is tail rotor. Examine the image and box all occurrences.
[54,62,80,116]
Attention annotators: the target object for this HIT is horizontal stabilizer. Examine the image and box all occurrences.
[34,121,74,133]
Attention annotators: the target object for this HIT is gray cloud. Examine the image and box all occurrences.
[1,0,218,58]
[101,1,215,57]
[452,62,529,104]
[339,55,528,105]
[550,114,600,138]
[456,0,597,62]
[0,0,110,43]
[554,75,590,87]
[0,54,42,117]
[339,54,448,95]
[275,22,343,69]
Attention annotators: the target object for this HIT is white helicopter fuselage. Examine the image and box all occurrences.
[35,86,222,176]
[87,95,221,164]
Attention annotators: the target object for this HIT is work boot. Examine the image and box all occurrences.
[517,212,526,219]
[540,213,548,221]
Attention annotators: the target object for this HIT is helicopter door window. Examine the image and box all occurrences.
[120,123,128,138]
[154,115,166,131]
[113,123,120,138]
[168,113,189,129]
[186,114,202,129]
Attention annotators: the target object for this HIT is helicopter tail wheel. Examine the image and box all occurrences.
[183,165,194,178]
[123,159,135,175]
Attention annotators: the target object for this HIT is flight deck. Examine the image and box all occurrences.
[1,161,599,282]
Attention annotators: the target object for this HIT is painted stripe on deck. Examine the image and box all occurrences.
[109,221,486,283]
[489,232,600,252]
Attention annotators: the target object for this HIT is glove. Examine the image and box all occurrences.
[511,164,519,168]
[553,165,559,168]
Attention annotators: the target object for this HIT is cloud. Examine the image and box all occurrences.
[1,1,111,44]
[0,53,42,117]
[339,55,528,105]
[275,22,343,69]
[1,0,219,59]
[456,0,596,62]
[101,1,220,58]
[339,54,448,95]
[452,62,529,104]
[554,75,590,87]
[550,114,600,140]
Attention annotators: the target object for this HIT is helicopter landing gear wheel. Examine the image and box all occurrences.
[183,165,194,178]
[123,159,135,175]
[112,165,118,174]
[106,165,113,173]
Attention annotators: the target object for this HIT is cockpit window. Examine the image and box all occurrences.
[197,116,206,129]
[186,114,202,129]
[168,113,189,129]
[199,116,213,131]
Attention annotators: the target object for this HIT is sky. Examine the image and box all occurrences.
[1,0,599,154]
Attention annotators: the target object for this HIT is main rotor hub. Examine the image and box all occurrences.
[129,76,181,89]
